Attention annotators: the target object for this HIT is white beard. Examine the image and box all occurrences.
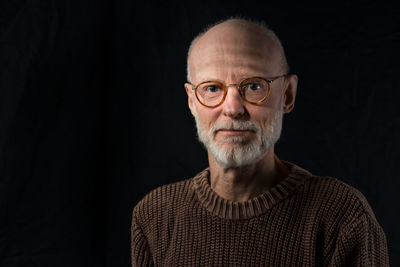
[192,102,283,168]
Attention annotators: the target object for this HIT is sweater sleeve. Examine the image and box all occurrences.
[328,212,389,267]
[131,211,154,267]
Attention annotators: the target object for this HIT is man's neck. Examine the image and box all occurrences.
[208,148,289,202]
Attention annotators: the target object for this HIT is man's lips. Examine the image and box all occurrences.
[216,129,254,136]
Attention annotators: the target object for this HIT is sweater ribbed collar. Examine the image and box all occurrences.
[192,161,311,220]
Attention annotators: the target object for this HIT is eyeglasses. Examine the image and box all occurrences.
[189,75,286,108]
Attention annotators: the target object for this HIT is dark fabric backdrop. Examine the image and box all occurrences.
[1,1,399,266]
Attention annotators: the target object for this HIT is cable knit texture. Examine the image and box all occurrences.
[131,161,389,266]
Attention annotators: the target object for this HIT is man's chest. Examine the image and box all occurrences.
[148,211,324,266]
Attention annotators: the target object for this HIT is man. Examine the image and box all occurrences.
[131,18,389,266]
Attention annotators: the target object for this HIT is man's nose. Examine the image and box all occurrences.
[222,86,245,118]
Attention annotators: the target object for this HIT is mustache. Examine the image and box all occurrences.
[211,120,259,133]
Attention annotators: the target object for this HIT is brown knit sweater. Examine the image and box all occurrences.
[131,161,389,266]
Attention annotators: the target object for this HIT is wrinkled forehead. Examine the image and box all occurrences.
[189,25,282,82]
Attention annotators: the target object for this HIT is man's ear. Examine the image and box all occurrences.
[185,83,195,116]
[283,74,298,114]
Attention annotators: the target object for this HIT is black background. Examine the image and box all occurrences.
[1,1,399,266]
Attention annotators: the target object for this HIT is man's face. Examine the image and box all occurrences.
[185,22,297,168]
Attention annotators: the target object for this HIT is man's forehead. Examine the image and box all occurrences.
[191,58,275,82]
[188,21,283,81]
[192,43,275,60]
[189,36,281,82]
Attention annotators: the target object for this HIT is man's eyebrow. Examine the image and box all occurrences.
[197,74,269,83]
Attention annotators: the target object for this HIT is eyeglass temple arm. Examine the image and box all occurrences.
[268,74,288,83]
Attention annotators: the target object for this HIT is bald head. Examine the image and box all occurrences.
[187,18,289,83]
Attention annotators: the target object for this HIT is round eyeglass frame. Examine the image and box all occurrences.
[190,75,286,108]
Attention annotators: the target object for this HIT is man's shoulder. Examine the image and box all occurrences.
[303,173,377,222]
[284,161,374,217]
[132,173,199,223]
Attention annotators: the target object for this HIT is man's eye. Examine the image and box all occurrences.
[246,83,261,91]
[206,86,220,93]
